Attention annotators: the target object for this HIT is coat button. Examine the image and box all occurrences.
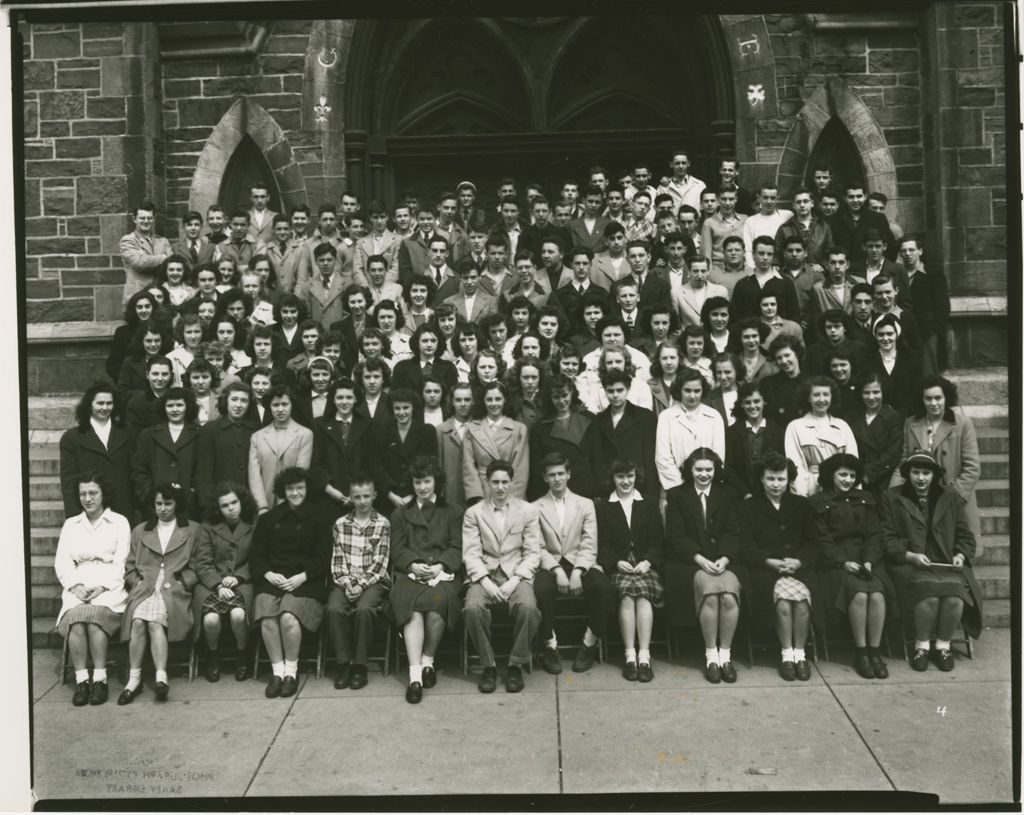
[160,562,164,568]
[164,583,171,589]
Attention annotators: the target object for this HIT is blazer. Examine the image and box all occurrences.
[271,324,305,362]
[905,267,951,340]
[673,282,729,328]
[436,419,468,507]
[397,231,442,286]
[724,418,786,496]
[731,272,801,323]
[527,411,596,500]
[190,519,255,627]
[805,277,866,325]
[303,273,348,330]
[648,378,672,417]
[266,238,307,294]
[296,233,354,297]
[589,253,632,292]
[194,415,259,509]
[828,209,897,264]
[632,271,673,310]
[375,419,438,501]
[775,217,833,267]
[309,413,383,500]
[443,290,498,323]
[462,496,542,583]
[665,482,743,564]
[655,403,727,491]
[557,282,611,336]
[247,420,314,511]
[847,406,903,492]
[595,494,665,572]
[588,403,659,497]
[880,486,983,637]
[59,424,136,520]
[215,235,266,270]
[532,490,599,572]
[249,499,331,602]
[462,416,530,501]
[568,215,612,253]
[121,519,200,641]
[391,357,458,393]
[171,236,217,268]
[130,423,200,509]
[245,208,278,245]
[390,501,464,574]
[353,231,401,286]
[120,230,172,302]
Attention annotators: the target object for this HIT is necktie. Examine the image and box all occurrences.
[493,506,505,539]
[422,361,433,377]
[435,268,443,286]
[577,284,584,296]
[189,241,198,264]
[321,275,331,290]
[700,491,707,525]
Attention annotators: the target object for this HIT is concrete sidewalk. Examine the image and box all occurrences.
[31,630,1015,805]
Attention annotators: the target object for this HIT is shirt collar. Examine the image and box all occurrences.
[608,491,643,503]
[72,508,114,525]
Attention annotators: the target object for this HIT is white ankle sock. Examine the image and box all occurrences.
[409,665,422,684]
[283,659,298,678]
[546,635,558,650]
[125,668,142,691]
[705,648,719,667]
[718,648,731,665]
[638,649,651,665]
[934,639,951,651]
[781,647,795,662]
[915,640,931,652]
[421,654,434,669]
[92,668,107,682]
[155,670,168,684]
[75,669,90,683]
[792,648,806,663]
[271,661,285,678]
[624,647,637,664]
[582,627,598,647]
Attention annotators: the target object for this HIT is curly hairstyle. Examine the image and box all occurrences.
[213,314,247,351]
[372,298,406,331]
[74,382,124,430]
[506,356,546,415]
[273,466,310,500]
[753,451,797,484]
[510,330,551,363]
[183,357,222,393]
[247,253,279,291]
[122,290,159,328]
[402,275,438,308]
[649,340,681,379]
[272,292,308,325]
[453,321,483,361]
[359,327,392,361]
[470,349,507,386]
[204,481,258,524]
[354,357,391,398]
[145,481,191,527]
[669,366,708,403]
[322,377,359,420]
[800,374,842,417]
[159,386,200,424]
[215,380,253,416]
[408,321,443,358]
[472,380,512,420]
[154,253,194,287]
[731,381,766,423]
[913,375,959,420]
[127,320,173,361]
[699,296,731,333]
[407,455,448,506]
[173,312,205,350]
[540,372,585,418]
[597,346,636,380]
[817,452,864,491]
[640,303,680,339]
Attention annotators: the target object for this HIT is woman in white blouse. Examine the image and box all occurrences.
[55,472,132,706]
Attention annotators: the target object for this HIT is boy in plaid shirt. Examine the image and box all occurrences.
[326,475,390,690]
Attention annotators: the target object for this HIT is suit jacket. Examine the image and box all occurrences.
[665,482,743,564]
[588,402,659,496]
[120,230,172,302]
[774,217,833,267]
[443,290,497,323]
[397,231,442,287]
[266,238,307,293]
[247,419,314,511]
[59,424,136,520]
[849,259,912,308]
[194,415,259,509]
[122,519,200,641]
[462,496,542,582]
[354,231,401,286]
[125,390,164,435]
[309,413,383,500]
[391,357,458,393]
[171,236,216,268]
[245,208,278,245]
[589,253,632,292]
[303,273,348,330]
[905,267,950,340]
[595,494,665,572]
[296,233,354,297]
[436,419,468,507]
[528,412,596,500]
[568,216,612,253]
[214,235,266,270]
[532,491,599,572]
[425,266,461,305]
[462,417,530,500]
[673,282,729,328]
[724,418,786,495]
[828,209,897,264]
[272,324,305,362]
[805,276,867,325]
[557,281,610,336]
[731,272,801,323]
[632,271,673,310]
[130,423,200,508]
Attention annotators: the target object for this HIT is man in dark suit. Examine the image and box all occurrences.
[828,185,897,266]
[568,186,612,254]
[171,211,216,268]
[558,246,612,337]
[397,208,443,287]
[625,240,672,310]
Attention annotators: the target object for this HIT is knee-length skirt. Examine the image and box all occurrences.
[692,569,742,617]
[131,567,168,627]
[56,604,122,638]
[905,568,974,608]
[253,592,324,632]
[389,573,462,630]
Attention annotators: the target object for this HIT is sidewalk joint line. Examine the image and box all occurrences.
[555,674,564,793]
[242,676,304,797]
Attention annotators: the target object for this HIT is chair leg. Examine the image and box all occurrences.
[808,624,818,664]
[60,636,70,685]
[188,639,198,682]
[820,625,830,662]
[461,626,469,676]
[383,623,391,677]
[316,627,325,679]
[252,636,262,679]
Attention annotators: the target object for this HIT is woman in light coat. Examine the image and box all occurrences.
[248,384,314,513]
[655,369,726,493]
[785,376,858,497]
[462,381,529,501]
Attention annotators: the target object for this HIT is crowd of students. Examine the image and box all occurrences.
[52,154,983,707]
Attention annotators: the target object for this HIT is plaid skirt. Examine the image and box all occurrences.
[132,567,168,627]
[773,576,812,605]
[201,589,247,616]
[612,569,665,607]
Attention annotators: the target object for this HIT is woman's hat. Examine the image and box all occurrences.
[871,312,902,337]
[899,451,943,480]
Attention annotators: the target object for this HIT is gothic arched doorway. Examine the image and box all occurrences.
[344,16,735,208]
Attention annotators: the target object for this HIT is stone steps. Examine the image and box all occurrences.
[975,565,1011,601]
[975,535,1010,566]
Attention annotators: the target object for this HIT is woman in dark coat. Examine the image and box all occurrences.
[389,455,464,704]
[250,466,332,699]
[374,388,438,514]
[664,448,746,684]
[587,370,659,498]
[59,382,136,521]
[527,373,595,500]
[847,372,903,501]
[809,453,894,680]
[130,387,200,519]
[116,320,174,403]
[106,290,161,381]
[596,458,665,683]
[739,451,825,682]
[191,482,257,683]
[118,482,200,705]
[865,313,922,418]
[194,381,259,511]
[724,381,785,497]
[881,452,983,673]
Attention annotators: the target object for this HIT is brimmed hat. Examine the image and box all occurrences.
[899,451,943,480]
[456,181,477,194]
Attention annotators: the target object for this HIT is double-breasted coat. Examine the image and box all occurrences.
[190,519,255,630]
[121,518,201,642]
[249,499,331,604]
[462,416,530,501]
[247,420,314,512]
[595,495,665,574]
[59,423,136,520]
[194,415,259,509]
[847,406,903,496]
[130,423,200,511]
[588,402,659,497]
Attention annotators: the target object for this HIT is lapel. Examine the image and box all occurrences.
[472,419,507,459]
[141,523,191,556]
[536,495,562,542]
[931,419,954,452]
[908,417,930,453]
[265,422,299,457]
[78,428,111,457]
[650,380,670,411]
[214,520,252,547]
[614,404,639,437]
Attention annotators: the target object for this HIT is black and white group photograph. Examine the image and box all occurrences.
[2,1,1018,810]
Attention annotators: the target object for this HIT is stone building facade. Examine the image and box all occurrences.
[18,10,1009,394]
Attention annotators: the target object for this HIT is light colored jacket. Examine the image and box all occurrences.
[532,491,599,572]
[785,414,859,497]
[462,497,541,582]
[248,420,314,510]
[462,417,530,501]
[55,509,131,626]
[120,230,172,303]
[655,403,726,491]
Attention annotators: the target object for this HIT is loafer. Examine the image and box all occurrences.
[779,660,796,681]
[637,662,654,683]
[703,662,722,684]
[234,657,250,682]
[154,681,169,701]
[203,655,221,683]
[333,663,351,689]
[405,682,423,704]
[478,666,497,694]
[540,647,562,674]
[854,654,875,680]
[117,685,142,706]
[421,665,437,689]
[794,660,811,681]
[719,661,737,683]
[72,681,91,707]
[910,648,929,672]
[571,644,598,673]
[349,664,368,690]
[933,648,955,672]
[89,680,108,706]
[869,654,889,679]
[505,664,524,693]
[622,661,639,681]
[280,676,298,697]
[265,676,283,698]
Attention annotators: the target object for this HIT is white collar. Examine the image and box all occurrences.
[608,491,643,503]
[72,508,114,525]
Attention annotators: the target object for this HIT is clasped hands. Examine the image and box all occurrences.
[480,575,520,602]
[70,584,103,602]
[264,571,308,592]
[767,557,802,575]
[695,555,730,576]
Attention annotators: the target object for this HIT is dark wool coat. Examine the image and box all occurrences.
[528,412,596,501]
[595,496,665,574]
[249,499,331,601]
[588,402,659,497]
[190,519,255,630]
[194,415,259,509]
[59,424,136,521]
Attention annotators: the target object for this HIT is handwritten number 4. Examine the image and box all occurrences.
[937,706,947,716]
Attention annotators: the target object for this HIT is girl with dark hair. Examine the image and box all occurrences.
[184,357,220,426]
[130,387,200,519]
[196,381,259,509]
[735,317,777,384]
[784,375,858,497]
[664,448,745,684]
[373,298,412,362]
[724,381,785,498]
[507,356,545,430]
[117,320,173,400]
[245,324,292,383]
[508,331,551,366]
[680,325,715,389]
[243,368,275,427]
[648,341,680,416]
[354,358,392,429]
[271,293,307,361]
[401,276,436,330]
[739,452,824,682]
[655,368,726,493]
[357,327,394,372]
[60,383,135,520]
[376,388,438,513]
[388,455,465,704]
[391,323,458,393]
[847,371,903,500]
[156,253,196,309]
[453,322,482,383]
[700,296,732,355]
[632,305,678,360]
[192,482,258,682]
[250,467,331,697]
[865,313,922,418]
[462,381,529,501]
[106,290,160,381]
[54,471,131,706]
[420,376,448,427]
[213,315,253,376]
[118,482,200,704]
[167,313,205,387]
[293,356,336,429]
[528,373,595,500]
[707,352,742,426]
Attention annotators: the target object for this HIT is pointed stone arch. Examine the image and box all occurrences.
[777,77,897,201]
[189,97,307,215]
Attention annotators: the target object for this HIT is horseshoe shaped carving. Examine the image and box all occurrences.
[317,47,338,69]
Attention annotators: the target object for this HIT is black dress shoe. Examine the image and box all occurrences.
[72,681,91,707]
[910,648,929,671]
[933,648,955,672]
[234,656,250,682]
[478,666,497,693]
[154,681,169,701]
[540,647,562,674]
[794,660,811,681]
[89,681,108,705]
[637,662,654,683]
[622,661,639,681]
[117,685,142,705]
[204,654,221,683]
[333,663,351,689]
[421,665,437,689]
[405,682,423,704]
[719,661,737,683]
[571,644,598,673]
[280,675,298,697]
[349,664,368,690]
[854,653,875,679]
[505,664,524,693]
[779,660,796,681]
[869,653,889,679]
[703,662,722,684]
[265,676,283,698]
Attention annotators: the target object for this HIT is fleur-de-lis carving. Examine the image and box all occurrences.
[314,95,331,123]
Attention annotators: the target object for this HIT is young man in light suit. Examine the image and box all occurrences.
[462,460,542,694]
[531,453,615,674]
[353,201,400,286]
[246,182,278,245]
[443,264,497,323]
[673,257,728,328]
[304,243,348,330]
[436,383,474,507]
